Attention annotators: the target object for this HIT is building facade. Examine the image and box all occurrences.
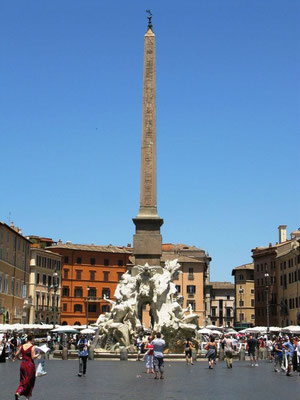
[252,225,300,327]
[28,247,62,324]
[0,222,31,324]
[48,242,131,325]
[232,263,255,328]
[205,282,235,327]
[161,243,211,326]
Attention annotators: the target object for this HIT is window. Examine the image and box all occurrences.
[90,271,95,281]
[187,300,195,311]
[188,268,194,280]
[226,295,230,300]
[104,259,109,266]
[103,271,109,282]
[90,258,95,266]
[239,313,244,322]
[251,314,255,320]
[36,273,40,284]
[64,256,69,264]
[118,259,124,267]
[76,257,82,264]
[74,287,83,297]
[251,299,255,307]
[102,288,110,298]
[226,308,231,317]
[42,274,46,285]
[102,305,110,313]
[11,277,15,295]
[48,275,52,287]
[62,287,70,297]
[4,276,9,293]
[251,289,254,294]
[239,300,244,307]
[239,274,244,281]
[211,308,216,317]
[16,280,19,296]
[88,304,97,313]
[117,272,123,281]
[89,288,97,298]
[187,285,196,295]
[74,304,82,313]
[175,285,181,293]
[64,269,69,279]
[76,270,82,280]
[63,303,67,311]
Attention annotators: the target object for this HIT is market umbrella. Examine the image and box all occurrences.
[51,326,79,333]
[80,328,96,334]
[198,328,212,335]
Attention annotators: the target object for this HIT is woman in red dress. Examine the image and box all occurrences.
[15,333,39,399]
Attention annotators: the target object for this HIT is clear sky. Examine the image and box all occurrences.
[1,1,299,282]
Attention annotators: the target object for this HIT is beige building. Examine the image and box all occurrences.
[28,247,62,325]
[232,263,255,328]
[206,282,235,327]
[275,229,300,327]
[0,222,31,323]
[161,243,211,326]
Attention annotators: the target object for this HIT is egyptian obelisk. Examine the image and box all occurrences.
[133,12,163,266]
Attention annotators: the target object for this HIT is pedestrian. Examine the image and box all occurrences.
[9,335,18,361]
[0,334,6,363]
[296,337,300,373]
[247,335,258,367]
[135,335,143,361]
[205,336,217,369]
[183,338,193,365]
[77,334,89,377]
[15,333,39,400]
[273,337,283,372]
[223,334,233,368]
[144,336,154,374]
[152,332,165,380]
[283,337,295,376]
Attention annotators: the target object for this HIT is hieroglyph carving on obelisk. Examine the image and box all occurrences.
[138,28,157,217]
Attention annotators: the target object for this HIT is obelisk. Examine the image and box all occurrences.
[133,12,163,266]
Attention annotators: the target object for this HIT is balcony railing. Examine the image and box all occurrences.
[37,306,61,312]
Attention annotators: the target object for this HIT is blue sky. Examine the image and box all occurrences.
[1,1,299,281]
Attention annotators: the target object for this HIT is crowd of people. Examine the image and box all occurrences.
[1,328,300,398]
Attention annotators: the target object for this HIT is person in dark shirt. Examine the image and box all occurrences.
[247,335,258,367]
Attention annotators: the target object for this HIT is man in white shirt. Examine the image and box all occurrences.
[152,332,165,380]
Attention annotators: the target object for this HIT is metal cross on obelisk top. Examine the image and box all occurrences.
[132,12,163,266]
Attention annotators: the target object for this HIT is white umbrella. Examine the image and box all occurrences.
[198,328,212,335]
[211,330,222,336]
[51,326,79,333]
[282,325,300,334]
[80,328,96,334]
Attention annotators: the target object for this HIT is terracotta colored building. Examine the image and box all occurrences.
[48,242,131,325]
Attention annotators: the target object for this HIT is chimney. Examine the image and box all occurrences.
[58,239,62,245]
[278,225,287,243]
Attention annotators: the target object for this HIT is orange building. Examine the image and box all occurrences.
[47,242,131,325]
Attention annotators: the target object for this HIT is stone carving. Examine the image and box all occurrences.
[95,260,199,351]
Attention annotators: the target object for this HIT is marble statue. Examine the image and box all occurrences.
[95,259,200,351]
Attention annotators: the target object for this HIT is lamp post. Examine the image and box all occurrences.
[50,271,59,329]
[239,287,243,325]
[86,286,90,327]
[264,273,270,335]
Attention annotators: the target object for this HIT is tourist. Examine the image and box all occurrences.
[135,335,143,361]
[0,334,6,363]
[232,335,237,352]
[247,335,258,367]
[144,336,154,374]
[183,338,193,365]
[205,336,217,369]
[15,333,39,400]
[283,337,295,376]
[222,334,233,368]
[77,334,89,377]
[152,332,165,379]
[273,337,283,372]
[9,335,18,361]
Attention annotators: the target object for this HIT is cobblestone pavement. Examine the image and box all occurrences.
[1,359,300,400]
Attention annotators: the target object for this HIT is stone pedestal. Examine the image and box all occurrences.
[219,348,224,361]
[62,347,68,360]
[239,348,245,360]
[120,347,128,361]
